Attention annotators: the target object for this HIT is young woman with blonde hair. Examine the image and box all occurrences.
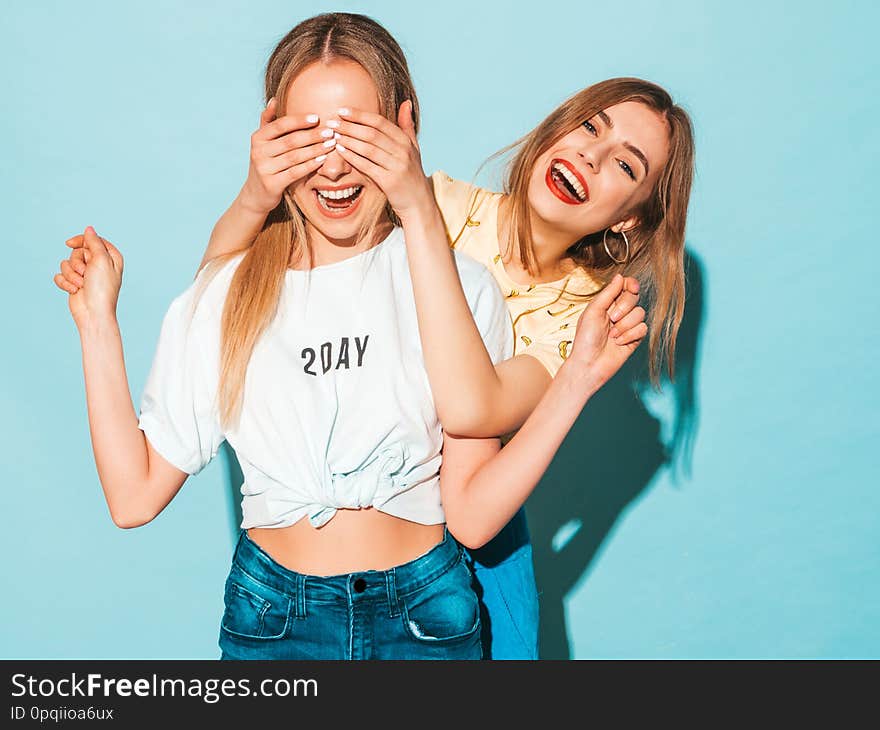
[56,13,692,660]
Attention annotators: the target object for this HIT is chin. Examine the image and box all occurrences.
[296,195,358,234]
[304,215,363,245]
[530,171,604,237]
[526,178,565,225]
[300,192,387,244]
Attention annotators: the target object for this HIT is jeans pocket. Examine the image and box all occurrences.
[401,555,481,644]
[220,566,291,641]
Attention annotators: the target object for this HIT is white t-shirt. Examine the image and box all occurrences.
[137,226,513,529]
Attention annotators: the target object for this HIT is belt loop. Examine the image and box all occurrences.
[386,569,400,618]
[295,574,307,619]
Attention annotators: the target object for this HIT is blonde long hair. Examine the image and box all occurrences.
[498,78,695,389]
[197,13,419,430]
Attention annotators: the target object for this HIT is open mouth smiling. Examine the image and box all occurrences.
[545,159,589,205]
[314,184,365,217]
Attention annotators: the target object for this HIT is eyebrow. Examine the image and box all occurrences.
[597,110,650,177]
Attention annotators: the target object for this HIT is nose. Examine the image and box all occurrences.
[578,144,601,173]
[316,147,351,180]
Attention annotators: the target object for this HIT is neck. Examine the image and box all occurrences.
[498,195,578,279]
[296,218,394,269]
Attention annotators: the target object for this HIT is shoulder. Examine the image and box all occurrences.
[429,170,497,227]
[391,223,500,301]
[451,250,505,305]
[429,170,481,201]
[450,252,512,361]
[451,248,495,285]
[169,251,246,326]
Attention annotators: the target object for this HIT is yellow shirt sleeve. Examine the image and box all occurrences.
[429,170,485,250]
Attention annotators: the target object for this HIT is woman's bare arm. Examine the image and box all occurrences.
[79,315,189,527]
[65,228,191,528]
[439,271,648,548]
[440,357,601,549]
[196,193,268,275]
[395,205,550,436]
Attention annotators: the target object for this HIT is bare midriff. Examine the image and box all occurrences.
[246,508,445,576]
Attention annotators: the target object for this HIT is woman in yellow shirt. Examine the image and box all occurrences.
[317,86,691,661]
[56,33,693,659]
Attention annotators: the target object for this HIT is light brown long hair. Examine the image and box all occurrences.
[197,13,420,430]
[498,78,695,389]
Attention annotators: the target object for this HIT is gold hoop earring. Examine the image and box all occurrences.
[603,228,630,265]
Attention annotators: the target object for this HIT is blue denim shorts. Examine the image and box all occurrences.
[466,507,539,660]
[218,527,482,660]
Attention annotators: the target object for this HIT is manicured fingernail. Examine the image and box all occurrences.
[86,226,95,234]
[315,154,327,163]
[326,120,340,129]
[323,138,337,148]
[611,309,621,321]
[320,128,334,138]
[306,113,319,123]
[333,132,340,139]
[336,143,347,153]
[337,107,350,116]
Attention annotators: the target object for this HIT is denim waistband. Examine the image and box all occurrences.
[231,527,462,606]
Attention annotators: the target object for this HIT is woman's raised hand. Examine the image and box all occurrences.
[239,97,331,214]
[568,273,648,387]
[53,226,124,330]
[331,101,434,221]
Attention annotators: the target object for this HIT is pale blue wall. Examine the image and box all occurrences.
[2,0,876,658]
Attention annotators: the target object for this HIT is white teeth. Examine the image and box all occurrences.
[317,185,362,200]
[552,162,586,201]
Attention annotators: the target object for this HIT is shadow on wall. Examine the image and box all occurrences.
[525,247,705,659]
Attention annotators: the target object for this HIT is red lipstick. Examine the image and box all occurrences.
[313,183,365,219]
[545,158,590,205]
